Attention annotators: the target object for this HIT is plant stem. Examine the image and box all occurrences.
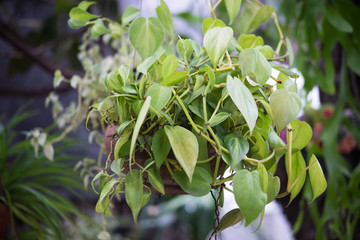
[286,124,293,192]
[212,174,235,186]
[165,158,174,176]
[170,87,230,155]
[197,155,216,164]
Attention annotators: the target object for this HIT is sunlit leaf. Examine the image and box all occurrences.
[129,17,164,59]
[125,170,144,223]
[148,168,165,195]
[121,6,140,26]
[156,0,174,39]
[308,155,327,202]
[239,48,271,85]
[162,54,178,79]
[203,27,233,67]
[286,151,306,204]
[225,0,242,24]
[160,71,187,86]
[270,89,301,133]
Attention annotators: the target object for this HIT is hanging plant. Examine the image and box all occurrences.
[66,0,327,236]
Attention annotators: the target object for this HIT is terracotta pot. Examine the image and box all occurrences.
[0,202,10,238]
[105,125,226,194]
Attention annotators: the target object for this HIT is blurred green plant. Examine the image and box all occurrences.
[0,108,96,239]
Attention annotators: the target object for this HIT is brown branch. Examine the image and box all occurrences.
[0,21,81,79]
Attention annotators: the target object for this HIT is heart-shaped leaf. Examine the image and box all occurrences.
[146,84,172,113]
[239,48,271,85]
[239,1,273,33]
[266,173,280,203]
[172,167,212,196]
[152,128,171,168]
[129,17,164,60]
[202,18,226,34]
[125,170,144,224]
[210,112,230,127]
[286,151,306,204]
[226,75,258,134]
[224,134,249,169]
[203,27,233,67]
[164,125,199,181]
[160,71,187,86]
[68,7,100,29]
[308,154,327,202]
[218,208,244,232]
[225,0,242,24]
[233,170,267,226]
[156,0,174,39]
[162,55,178,78]
[121,6,140,26]
[148,168,165,195]
[291,119,313,152]
[270,89,302,133]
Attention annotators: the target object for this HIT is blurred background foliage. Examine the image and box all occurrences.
[0,0,359,239]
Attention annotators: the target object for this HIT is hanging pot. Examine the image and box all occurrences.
[104,125,226,194]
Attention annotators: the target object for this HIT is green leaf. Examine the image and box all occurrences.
[148,168,165,195]
[257,163,268,192]
[129,97,151,160]
[203,27,233,67]
[269,62,299,78]
[218,208,244,232]
[115,127,132,164]
[258,45,274,59]
[68,7,99,29]
[210,112,230,127]
[270,89,302,133]
[189,39,201,58]
[233,170,267,226]
[202,18,226,34]
[226,75,258,134]
[239,48,271,85]
[129,17,164,60]
[308,154,327,202]
[91,19,110,37]
[109,22,124,38]
[137,48,166,75]
[291,120,313,152]
[95,179,118,215]
[224,134,249,169]
[238,34,264,49]
[204,65,215,89]
[286,151,306,204]
[326,6,353,33]
[285,38,294,67]
[152,128,171,169]
[104,70,125,93]
[239,1,274,33]
[162,55,178,78]
[172,167,212,196]
[116,120,133,135]
[125,170,144,223]
[160,71,187,86]
[110,159,121,175]
[156,0,174,40]
[146,84,172,113]
[176,38,193,63]
[121,6,140,26]
[164,125,199,181]
[225,0,242,24]
[78,1,96,11]
[266,173,280,203]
